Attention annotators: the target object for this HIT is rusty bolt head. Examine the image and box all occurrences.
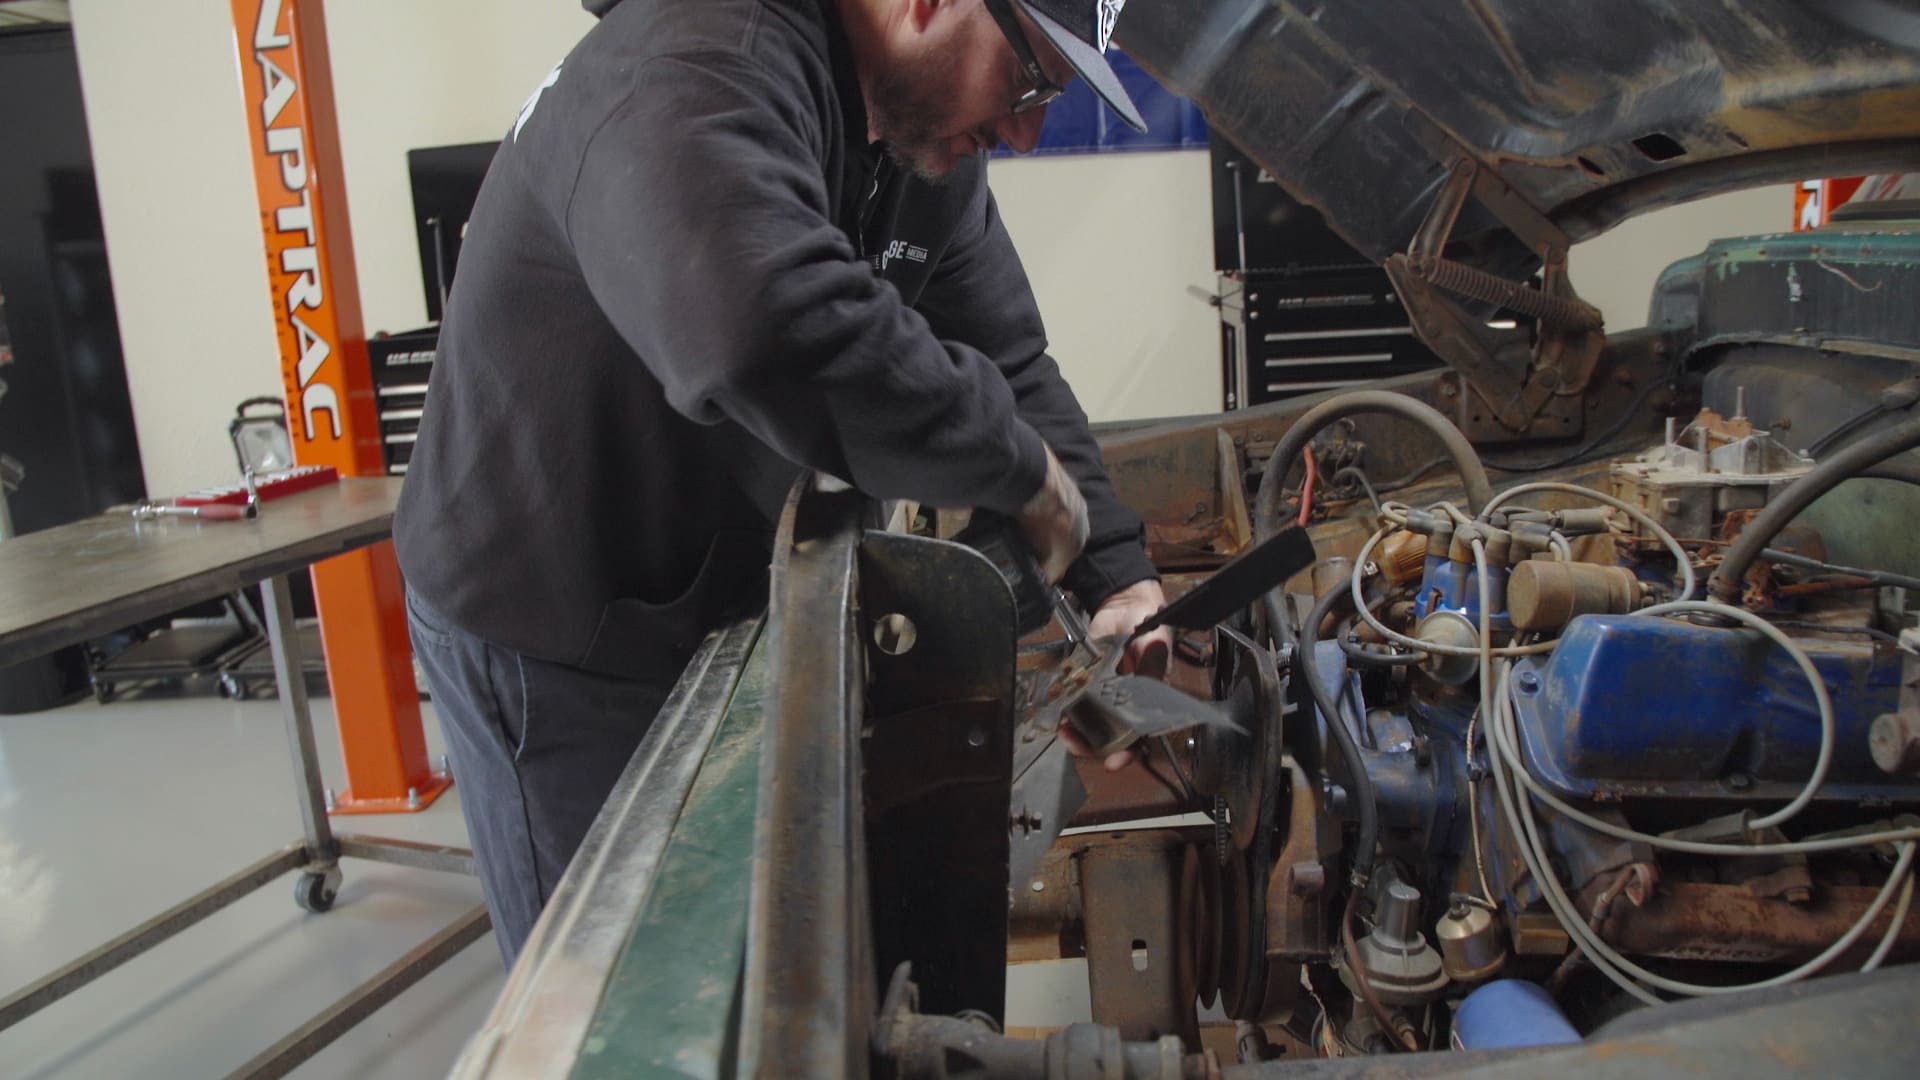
[1288,862,1327,897]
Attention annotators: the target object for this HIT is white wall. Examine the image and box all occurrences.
[71,0,594,498]
[71,0,280,499]
[991,150,1220,422]
[69,0,1800,497]
[1572,184,1794,332]
[321,2,598,337]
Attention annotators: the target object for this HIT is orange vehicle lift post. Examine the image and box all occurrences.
[233,0,447,812]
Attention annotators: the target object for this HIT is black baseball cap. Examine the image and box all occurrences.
[1015,0,1147,132]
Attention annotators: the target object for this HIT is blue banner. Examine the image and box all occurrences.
[994,49,1208,156]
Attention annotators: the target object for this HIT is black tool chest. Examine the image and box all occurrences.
[1210,134,1444,410]
[366,329,436,476]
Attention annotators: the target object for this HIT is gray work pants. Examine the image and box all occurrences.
[404,587,670,967]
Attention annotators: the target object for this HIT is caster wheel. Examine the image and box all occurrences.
[295,868,342,913]
[218,673,242,699]
[92,682,115,705]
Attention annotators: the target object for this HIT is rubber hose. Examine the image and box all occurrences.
[1710,414,1920,603]
[1253,391,1494,541]
[1298,585,1380,881]
[1859,461,1920,488]
[1262,592,1297,653]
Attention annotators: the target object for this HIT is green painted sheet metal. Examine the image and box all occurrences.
[1688,226,1920,361]
[569,642,768,1080]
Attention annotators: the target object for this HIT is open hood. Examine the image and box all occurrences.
[1117,0,1920,272]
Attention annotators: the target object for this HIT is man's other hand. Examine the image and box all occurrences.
[1017,444,1089,583]
[1060,579,1172,772]
[1089,578,1171,676]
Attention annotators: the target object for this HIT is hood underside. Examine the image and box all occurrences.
[1116,0,1920,274]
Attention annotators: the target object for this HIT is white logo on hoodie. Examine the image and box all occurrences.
[514,64,562,142]
[1096,0,1124,51]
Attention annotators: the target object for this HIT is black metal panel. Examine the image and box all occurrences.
[860,529,1018,1023]
[0,28,145,709]
[1209,133,1371,276]
[407,142,498,324]
[0,28,143,534]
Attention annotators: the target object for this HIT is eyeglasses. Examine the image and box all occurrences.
[984,0,1066,115]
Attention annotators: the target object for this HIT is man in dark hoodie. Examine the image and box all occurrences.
[394,0,1168,965]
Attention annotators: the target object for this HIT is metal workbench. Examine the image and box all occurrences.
[0,477,489,1078]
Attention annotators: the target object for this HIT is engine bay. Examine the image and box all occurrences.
[997,376,1920,1063]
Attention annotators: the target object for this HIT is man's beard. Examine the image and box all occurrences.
[866,45,971,182]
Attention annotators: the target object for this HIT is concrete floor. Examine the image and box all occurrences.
[0,688,502,1079]
[0,681,1100,1078]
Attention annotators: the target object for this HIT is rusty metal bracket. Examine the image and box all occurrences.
[1076,831,1202,1049]
[1385,151,1607,440]
[873,962,1217,1080]
[1586,879,1920,966]
[1265,757,1336,962]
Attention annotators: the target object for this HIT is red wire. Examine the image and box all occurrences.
[1297,445,1317,528]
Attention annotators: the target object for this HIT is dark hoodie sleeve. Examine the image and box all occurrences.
[563,52,1049,517]
[912,180,1158,612]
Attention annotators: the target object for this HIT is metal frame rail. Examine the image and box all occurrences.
[737,480,878,1078]
[447,616,763,1077]
[0,480,485,1077]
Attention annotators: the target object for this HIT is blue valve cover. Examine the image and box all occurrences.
[1508,614,1913,803]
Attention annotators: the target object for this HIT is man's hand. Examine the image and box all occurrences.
[1017,444,1089,584]
[1088,578,1172,676]
[1059,578,1172,772]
